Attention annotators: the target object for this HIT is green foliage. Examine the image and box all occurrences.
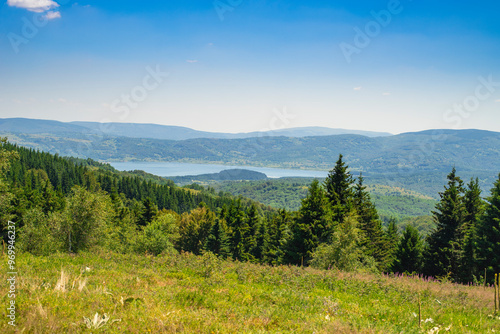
[354,174,391,270]
[311,214,377,273]
[385,218,400,267]
[264,208,292,265]
[136,212,178,256]
[285,179,332,265]
[64,186,112,253]
[392,224,424,274]
[459,178,485,283]
[476,173,500,282]
[204,216,231,258]
[324,154,354,223]
[17,208,63,255]
[177,206,216,255]
[424,168,466,279]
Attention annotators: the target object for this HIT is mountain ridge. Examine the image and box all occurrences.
[0,118,392,140]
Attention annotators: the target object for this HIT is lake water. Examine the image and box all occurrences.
[109,162,328,179]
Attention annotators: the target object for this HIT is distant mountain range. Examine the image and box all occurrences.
[2,117,499,197]
[0,118,392,140]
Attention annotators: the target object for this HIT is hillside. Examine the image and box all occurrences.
[2,250,497,333]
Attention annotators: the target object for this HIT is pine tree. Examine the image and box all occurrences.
[385,218,400,270]
[476,174,500,282]
[243,204,260,262]
[204,217,231,258]
[324,154,354,224]
[0,138,19,239]
[392,224,424,274]
[138,197,158,226]
[265,209,292,265]
[353,174,390,270]
[423,168,466,279]
[285,179,332,265]
[459,178,484,283]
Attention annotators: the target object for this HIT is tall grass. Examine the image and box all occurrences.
[1,250,499,333]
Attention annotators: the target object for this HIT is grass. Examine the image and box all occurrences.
[1,250,500,333]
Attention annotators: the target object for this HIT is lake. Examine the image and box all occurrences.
[109,162,328,179]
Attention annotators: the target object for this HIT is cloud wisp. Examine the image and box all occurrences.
[7,0,59,13]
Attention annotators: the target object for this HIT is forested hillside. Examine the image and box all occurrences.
[4,128,499,198]
[2,139,500,284]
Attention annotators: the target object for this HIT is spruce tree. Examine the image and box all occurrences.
[285,179,332,265]
[476,174,500,282]
[265,208,292,265]
[204,217,231,258]
[459,178,484,283]
[385,218,400,270]
[423,168,465,279]
[353,174,390,270]
[392,224,424,274]
[324,154,354,224]
[138,197,158,226]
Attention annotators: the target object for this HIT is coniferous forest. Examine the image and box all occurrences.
[2,137,500,285]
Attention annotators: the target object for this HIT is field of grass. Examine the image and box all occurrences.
[2,250,499,333]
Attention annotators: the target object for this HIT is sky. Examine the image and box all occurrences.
[1,0,500,134]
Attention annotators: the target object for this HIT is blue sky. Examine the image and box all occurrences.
[1,0,500,134]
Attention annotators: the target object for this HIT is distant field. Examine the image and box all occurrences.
[2,251,498,333]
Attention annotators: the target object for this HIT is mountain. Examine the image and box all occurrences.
[0,118,89,135]
[0,118,392,140]
[71,121,392,139]
[3,126,498,197]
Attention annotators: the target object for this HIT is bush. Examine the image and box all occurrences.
[135,212,178,256]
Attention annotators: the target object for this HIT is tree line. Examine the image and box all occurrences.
[1,138,500,283]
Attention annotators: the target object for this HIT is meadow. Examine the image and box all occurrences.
[2,250,499,333]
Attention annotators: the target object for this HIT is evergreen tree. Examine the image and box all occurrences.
[245,204,260,261]
[392,224,424,274]
[204,217,231,258]
[138,197,158,226]
[459,178,484,283]
[423,168,465,279]
[265,209,292,265]
[0,138,18,240]
[285,180,332,265]
[353,174,390,270]
[324,154,354,224]
[476,174,500,282]
[385,218,400,270]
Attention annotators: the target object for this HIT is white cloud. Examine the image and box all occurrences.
[45,10,61,20]
[495,99,500,102]
[58,98,67,103]
[382,92,391,96]
[7,0,59,13]
[353,86,362,91]
[186,60,198,63]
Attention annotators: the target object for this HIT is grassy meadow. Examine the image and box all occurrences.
[2,250,499,333]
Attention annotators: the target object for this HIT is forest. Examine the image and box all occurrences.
[1,137,500,284]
